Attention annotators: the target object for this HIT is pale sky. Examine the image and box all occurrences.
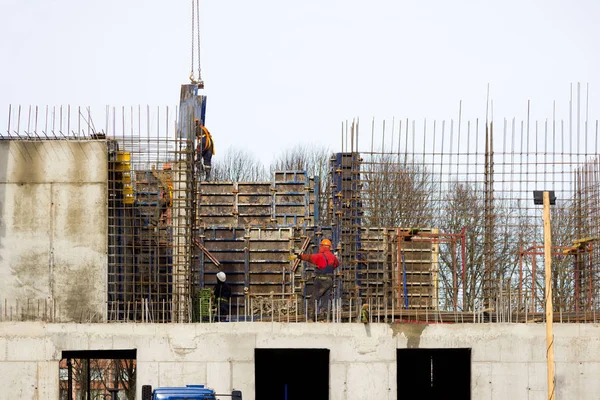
[1,0,599,165]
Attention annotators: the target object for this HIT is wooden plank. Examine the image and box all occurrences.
[543,191,555,400]
[292,237,311,272]
[192,237,221,267]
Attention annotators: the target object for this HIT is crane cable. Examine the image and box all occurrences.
[190,0,203,85]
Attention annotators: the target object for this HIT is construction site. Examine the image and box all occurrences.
[1,85,600,399]
[1,2,600,399]
[3,87,600,326]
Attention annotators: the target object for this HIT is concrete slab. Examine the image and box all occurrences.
[134,335,171,362]
[231,361,254,400]
[528,389,547,400]
[6,336,55,361]
[0,361,37,398]
[158,361,208,388]
[346,362,392,400]
[0,321,48,336]
[136,361,159,400]
[527,362,547,392]
[555,362,581,399]
[576,362,600,398]
[37,361,59,400]
[387,360,396,400]
[471,362,492,400]
[0,141,108,323]
[555,335,600,362]
[49,326,90,354]
[578,323,600,338]
[206,361,232,394]
[0,337,5,361]
[2,322,600,399]
[490,362,529,400]
[157,332,256,363]
[330,362,347,400]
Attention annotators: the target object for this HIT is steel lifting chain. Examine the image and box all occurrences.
[190,0,203,85]
[190,0,196,83]
[196,0,202,82]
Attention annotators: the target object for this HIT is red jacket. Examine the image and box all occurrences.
[299,246,339,273]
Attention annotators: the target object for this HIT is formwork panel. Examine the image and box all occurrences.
[274,216,312,226]
[238,216,272,225]
[238,194,271,204]
[274,171,308,182]
[246,229,294,240]
[203,228,247,240]
[274,183,305,192]
[275,194,305,204]
[237,205,271,215]
[199,194,234,205]
[248,241,291,251]
[203,251,244,262]
[249,252,289,262]
[199,205,234,215]
[200,182,236,193]
[198,216,235,225]
[238,183,272,194]
[275,205,306,214]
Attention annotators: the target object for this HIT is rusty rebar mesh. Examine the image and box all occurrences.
[334,111,600,323]
[3,99,600,324]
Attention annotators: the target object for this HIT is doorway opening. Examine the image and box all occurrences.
[397,348,471,399]
[255,348,329,400]
[60,349,137,400]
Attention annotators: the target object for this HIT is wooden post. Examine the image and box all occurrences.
[543,191,555,400]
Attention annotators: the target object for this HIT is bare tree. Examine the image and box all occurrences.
[92,358,136,400]
[212,147,267,182]
[512,199,580,314]
[270,144,332,225]
[435,182,524,312]
[361,153,433,228]
[60,358,136,400]
[59,358,88,400]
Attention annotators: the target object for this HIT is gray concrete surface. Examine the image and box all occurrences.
[0,321,599,399]
[0,140,107,322]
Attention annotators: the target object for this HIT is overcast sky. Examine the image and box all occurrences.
[1,0,599,164]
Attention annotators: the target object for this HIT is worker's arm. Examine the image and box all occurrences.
[299,253,326,268]
[332,254,340,268]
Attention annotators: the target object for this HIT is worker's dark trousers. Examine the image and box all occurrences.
[308,276,333,319]
[215,300,229,322]
[196,149,213,181]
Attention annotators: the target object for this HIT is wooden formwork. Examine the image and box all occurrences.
[193,226,326,315]
[330,152,438,310]
[191,171,322,317]
[337,227,438,310]
[396,228,438,310]
[197,173,315,227]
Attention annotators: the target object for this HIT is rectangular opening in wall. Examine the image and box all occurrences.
[255,348,329,400]
[397,348,471,400]
[60,349,137,400]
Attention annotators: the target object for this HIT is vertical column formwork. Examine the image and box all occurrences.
[396,228,438,310]
[330,152,363,303]
[172,158,192,322]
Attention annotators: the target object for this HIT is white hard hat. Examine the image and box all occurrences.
[217,271,226,282]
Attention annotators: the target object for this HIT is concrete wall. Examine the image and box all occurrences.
[0,140,107,322]
[0,321,599,399]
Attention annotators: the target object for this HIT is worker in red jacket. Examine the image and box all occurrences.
[291,239,339,321]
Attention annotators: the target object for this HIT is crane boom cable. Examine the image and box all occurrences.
[196,0,202,81]
[190,0,195,82]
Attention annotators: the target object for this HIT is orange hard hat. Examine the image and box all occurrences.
[320,239,332,247]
